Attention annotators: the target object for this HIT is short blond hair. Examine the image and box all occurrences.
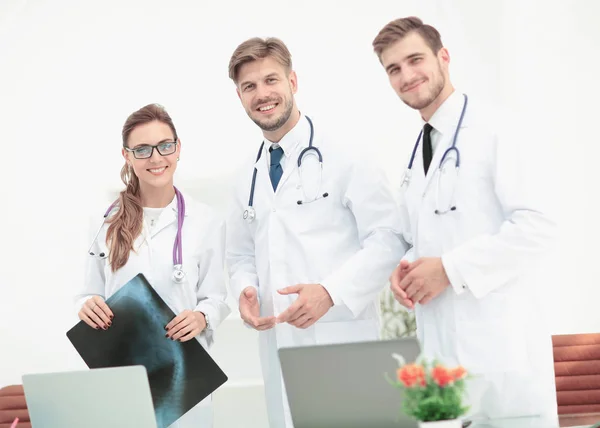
[372,16,443,59]
[228,37,293,83]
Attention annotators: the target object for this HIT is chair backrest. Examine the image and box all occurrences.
[552,333,600,415]
[0,385,30,426]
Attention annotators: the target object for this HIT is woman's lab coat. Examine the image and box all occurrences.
[226,114,409,428]
[401,92,558,420]
[75,191,230,428]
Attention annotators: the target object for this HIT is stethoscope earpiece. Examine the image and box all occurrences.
[296,192,329,205]
[88,251,106,258]
[434,206,457,216]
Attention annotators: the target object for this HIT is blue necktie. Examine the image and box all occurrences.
[269,146,284,191]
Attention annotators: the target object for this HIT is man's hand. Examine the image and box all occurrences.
[239,287,276,331]
[399,257,450,305]
[390,260,414,309]
[276,284,333,329]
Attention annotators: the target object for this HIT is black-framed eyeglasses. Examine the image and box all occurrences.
[124,141,178,159]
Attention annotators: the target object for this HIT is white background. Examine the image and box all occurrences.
[0,0,598,397]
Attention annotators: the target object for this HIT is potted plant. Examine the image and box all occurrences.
[380,288,417,339]
[387,354,470,427]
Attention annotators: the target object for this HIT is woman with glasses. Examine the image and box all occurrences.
[74,103,230,427]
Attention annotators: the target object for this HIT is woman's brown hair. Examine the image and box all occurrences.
[105,103,178,272]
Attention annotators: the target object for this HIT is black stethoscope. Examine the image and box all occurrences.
[400,93,468,215]
[243,116,328,223]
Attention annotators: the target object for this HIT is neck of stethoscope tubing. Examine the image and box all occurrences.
[306,115,314,148]
[298,160,323,201]
[88,222,105,255]
[89,188,185,266]
[434,164,458,215]
[407,129,423,170]
[172,189,185,266]
[407,93,467,171]
[248,116,315,208]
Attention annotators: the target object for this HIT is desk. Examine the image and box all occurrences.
[466,413,600,428]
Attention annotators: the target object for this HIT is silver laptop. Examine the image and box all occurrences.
[22,365,157,428]
[279,337,421,428]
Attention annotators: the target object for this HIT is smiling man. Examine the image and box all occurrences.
[225,37,410,427]
[372,16,558,422]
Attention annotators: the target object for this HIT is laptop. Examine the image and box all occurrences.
[22,365,157,428]
[279,337,421,428]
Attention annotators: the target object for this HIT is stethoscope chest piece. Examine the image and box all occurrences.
[172,265,185,283]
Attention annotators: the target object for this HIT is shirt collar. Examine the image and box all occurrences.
[263,112,308,160]
[424,90,465,136]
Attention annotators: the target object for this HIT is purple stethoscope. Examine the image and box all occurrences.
[87,187,186,283]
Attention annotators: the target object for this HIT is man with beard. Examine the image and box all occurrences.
[372,17,558,422]
[225,37,410,427]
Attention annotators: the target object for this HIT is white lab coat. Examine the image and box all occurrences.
[226,114,409,428]
[75,191,231,428]
[401,91,558,420]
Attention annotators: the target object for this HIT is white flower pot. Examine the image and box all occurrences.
[418,419,463,428]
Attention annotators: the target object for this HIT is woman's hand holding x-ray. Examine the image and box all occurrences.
[165,310,207,342]
[78,295,114,330]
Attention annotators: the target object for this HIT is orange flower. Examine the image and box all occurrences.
[431,365,454,387]
[397,364,425,387]
[451,366,467,381]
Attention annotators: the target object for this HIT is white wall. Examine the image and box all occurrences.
[0,0,598,408]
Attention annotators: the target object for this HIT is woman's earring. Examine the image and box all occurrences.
[177,157,180,161]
